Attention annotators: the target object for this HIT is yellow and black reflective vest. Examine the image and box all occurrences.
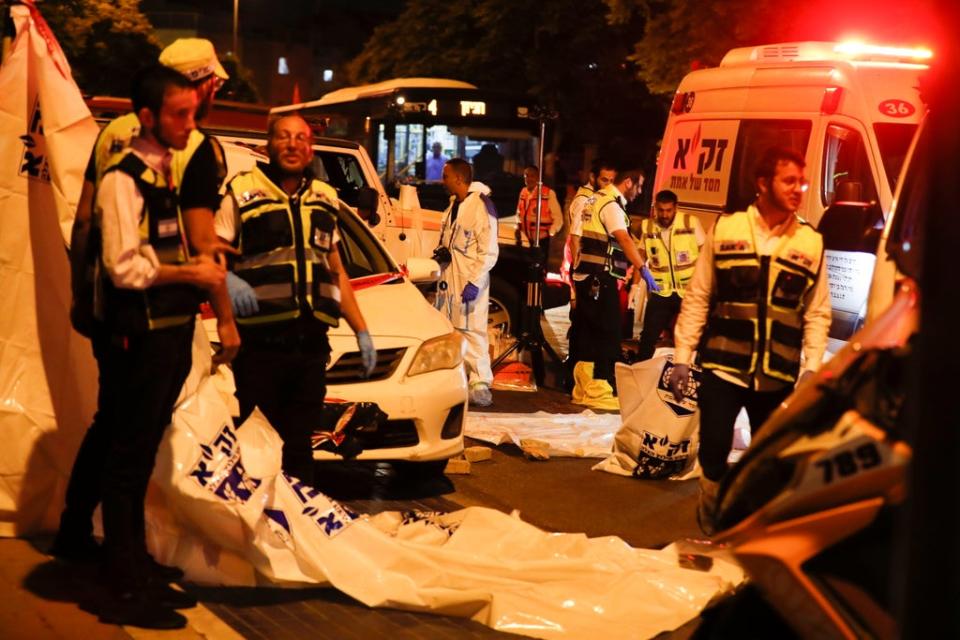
[228,166,342,327]
[575,186,630,280]
[642,213,700,298]
[97,150,200,333]
[701,209,824,384]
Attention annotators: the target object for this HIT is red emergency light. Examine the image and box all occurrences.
[821,87,843,114]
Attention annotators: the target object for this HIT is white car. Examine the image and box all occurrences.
[207,140,467,463]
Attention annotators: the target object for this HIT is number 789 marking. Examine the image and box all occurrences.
[813,443,882,484]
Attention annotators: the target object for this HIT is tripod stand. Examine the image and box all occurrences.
[490,113,563,386]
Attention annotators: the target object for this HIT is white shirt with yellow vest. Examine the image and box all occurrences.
[673,205,832,391]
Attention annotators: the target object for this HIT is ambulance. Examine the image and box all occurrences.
[651,41,930,347]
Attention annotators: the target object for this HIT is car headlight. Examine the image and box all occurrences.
[406,332,463,377]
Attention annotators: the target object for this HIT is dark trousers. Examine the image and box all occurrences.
[571,273,621,386]
[232,336,328,486]
[637,292,682,361]
[697,370,793,481]
[58,327,113,539]
[100,321,195,586]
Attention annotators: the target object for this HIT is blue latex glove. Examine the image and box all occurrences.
[226,272,259,317]
[461,282,480,303]
[356,330,376,378]
[640,266,660,293]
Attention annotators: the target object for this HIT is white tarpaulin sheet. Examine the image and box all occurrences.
[147,338,742,639]
[464,410,621,458]
[0,3,99,536]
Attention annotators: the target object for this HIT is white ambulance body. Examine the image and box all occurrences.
[652,41,929,346]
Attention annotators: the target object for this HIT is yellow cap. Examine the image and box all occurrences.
[159,38,229,82]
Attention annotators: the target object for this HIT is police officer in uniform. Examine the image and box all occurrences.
[91,65,226,628]
[570,168,647,396]
[635,189,705,359]
[216,114,376,485]
[669,147,832,535]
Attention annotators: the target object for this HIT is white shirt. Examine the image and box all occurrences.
[567,184,593,238]
[98,136,172,290]
[673,205,832,390]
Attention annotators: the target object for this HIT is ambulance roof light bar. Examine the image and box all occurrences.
[834,41,933,61]
[720,41,933,67]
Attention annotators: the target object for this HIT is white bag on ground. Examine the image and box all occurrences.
[147,343,741,639]
[594,355,701,479]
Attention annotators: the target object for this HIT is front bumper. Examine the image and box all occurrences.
[318,338,467,462]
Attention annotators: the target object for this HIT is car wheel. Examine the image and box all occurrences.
[489,276,519,337]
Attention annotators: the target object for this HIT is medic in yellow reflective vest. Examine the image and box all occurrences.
[700,207,824,384]
[94,149,201,332]
[225,166,342,327]
[641,213,701,298]
[575,186,631,280]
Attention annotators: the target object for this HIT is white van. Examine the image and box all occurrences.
[651,41,930,347]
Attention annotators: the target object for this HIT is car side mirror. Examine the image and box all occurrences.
[818,200,884,254]
[405,257,441,284]
[357,187,380,226]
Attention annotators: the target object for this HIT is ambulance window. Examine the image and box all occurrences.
[727,120,811,212]
[822,125,879,206]
[874,123,918,192]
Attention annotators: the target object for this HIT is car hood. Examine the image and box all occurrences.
[329,277,453,342]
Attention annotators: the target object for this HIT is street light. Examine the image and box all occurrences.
[232,0,239,60]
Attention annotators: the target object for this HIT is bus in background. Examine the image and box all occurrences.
[270,78,540,220]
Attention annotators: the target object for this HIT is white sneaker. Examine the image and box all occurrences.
[469,384,493,407]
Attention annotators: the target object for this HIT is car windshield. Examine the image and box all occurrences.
[335,204,398,279]
[874,122,918,193]
[312,151,369,209]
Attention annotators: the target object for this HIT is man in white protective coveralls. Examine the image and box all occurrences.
[434,158,499,407]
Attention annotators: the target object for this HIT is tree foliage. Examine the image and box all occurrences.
[348,0,665,164]
[606,0,787,94]
[218,54,261,104]
[40,0,161,96]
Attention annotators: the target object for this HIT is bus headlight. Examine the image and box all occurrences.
[406,332,463,377]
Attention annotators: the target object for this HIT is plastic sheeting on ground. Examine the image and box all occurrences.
[593,357,702,480]
[0,4,99,536]
[146,334,742,639]
[464,410,622,458]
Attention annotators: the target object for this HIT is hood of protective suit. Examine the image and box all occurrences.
[467,181,491,196]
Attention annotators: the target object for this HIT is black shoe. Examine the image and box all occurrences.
[147,556,184,582]
[49,532,101,563]
[96,592,187,630]
[146,581,197,610]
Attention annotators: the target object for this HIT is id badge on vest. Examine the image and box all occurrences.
[310,210,333,252]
